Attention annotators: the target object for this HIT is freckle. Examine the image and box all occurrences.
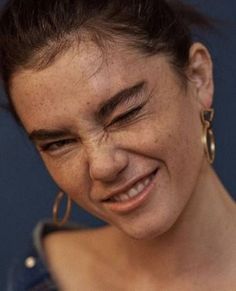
[86,102,90,105]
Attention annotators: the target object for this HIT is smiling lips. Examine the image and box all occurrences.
[103,169,158,213]
[110,174,153,202]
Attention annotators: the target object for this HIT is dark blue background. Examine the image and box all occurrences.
[0,0,235,289]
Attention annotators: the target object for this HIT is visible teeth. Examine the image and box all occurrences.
[128,188,139,197]
[136,182,145,192]
[119,194,130,201]
[110,173,154,203]
[144,177,150,186]
[113,196,121,202]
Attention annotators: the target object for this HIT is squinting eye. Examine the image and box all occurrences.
[109,105,143,127]
[39,139,76,152]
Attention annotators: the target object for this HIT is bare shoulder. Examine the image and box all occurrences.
[43,225,119,290]
[43,224,113,267]
[44,224,110,249]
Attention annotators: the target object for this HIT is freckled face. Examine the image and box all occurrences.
[11,42,205,239]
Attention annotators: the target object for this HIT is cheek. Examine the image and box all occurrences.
[124,99,203,195]
[41,154,93,207]
[123,106,202,162]
[155,105,204,202]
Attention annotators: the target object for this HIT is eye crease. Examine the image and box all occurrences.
[39,138,77,152]
[105,89,151,129]
[107,104,145,127]
[39,103,146,154]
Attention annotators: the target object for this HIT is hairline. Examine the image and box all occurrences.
[8,30,190,93]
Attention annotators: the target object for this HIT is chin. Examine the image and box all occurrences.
[116,211,179,241]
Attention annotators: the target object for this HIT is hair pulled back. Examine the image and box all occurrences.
[0,0,211,93]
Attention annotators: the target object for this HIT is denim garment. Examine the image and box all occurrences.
[7,221,81,291]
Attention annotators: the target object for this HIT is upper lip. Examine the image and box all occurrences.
[100,168,158,202]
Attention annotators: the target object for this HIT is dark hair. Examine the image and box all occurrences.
[0,0,212,115]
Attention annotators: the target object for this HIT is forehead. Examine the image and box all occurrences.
[10,41,171,129]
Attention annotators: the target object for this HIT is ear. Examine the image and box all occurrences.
[186,43,214,109]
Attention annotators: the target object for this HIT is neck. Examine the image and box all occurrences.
[108,161,236,278]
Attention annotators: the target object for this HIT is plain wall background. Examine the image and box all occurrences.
[0,0,236,289]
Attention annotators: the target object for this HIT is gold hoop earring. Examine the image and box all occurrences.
[53,191,72,226]
[201,108,216,164]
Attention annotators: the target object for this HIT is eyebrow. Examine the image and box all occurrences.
[29,128,71,143]
[97,80,146,120]
[29,81,146,143]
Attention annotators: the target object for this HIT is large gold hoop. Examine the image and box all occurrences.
[53,191,72,226]
[201,108,216,164]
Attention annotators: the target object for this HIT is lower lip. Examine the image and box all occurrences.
[103,169,159,214]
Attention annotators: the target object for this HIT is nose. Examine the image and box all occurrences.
[86,142,129,182]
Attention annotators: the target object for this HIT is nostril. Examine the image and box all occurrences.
[88,149,129,182]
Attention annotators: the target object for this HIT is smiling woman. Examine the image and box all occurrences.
[1,0,236,290]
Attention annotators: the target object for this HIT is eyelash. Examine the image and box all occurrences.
[108,104,144,127]
[39,105,144,153]
[39,138,76,152]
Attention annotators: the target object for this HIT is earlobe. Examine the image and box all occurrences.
[187,42,214,109]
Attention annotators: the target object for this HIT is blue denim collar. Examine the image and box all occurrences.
[7,220,81,291]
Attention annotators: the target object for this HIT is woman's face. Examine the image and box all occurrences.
[10,41,212,239]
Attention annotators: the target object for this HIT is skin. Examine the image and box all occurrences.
[10,41,236,290]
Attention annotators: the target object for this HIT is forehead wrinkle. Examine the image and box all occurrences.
[11,40,168,134]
